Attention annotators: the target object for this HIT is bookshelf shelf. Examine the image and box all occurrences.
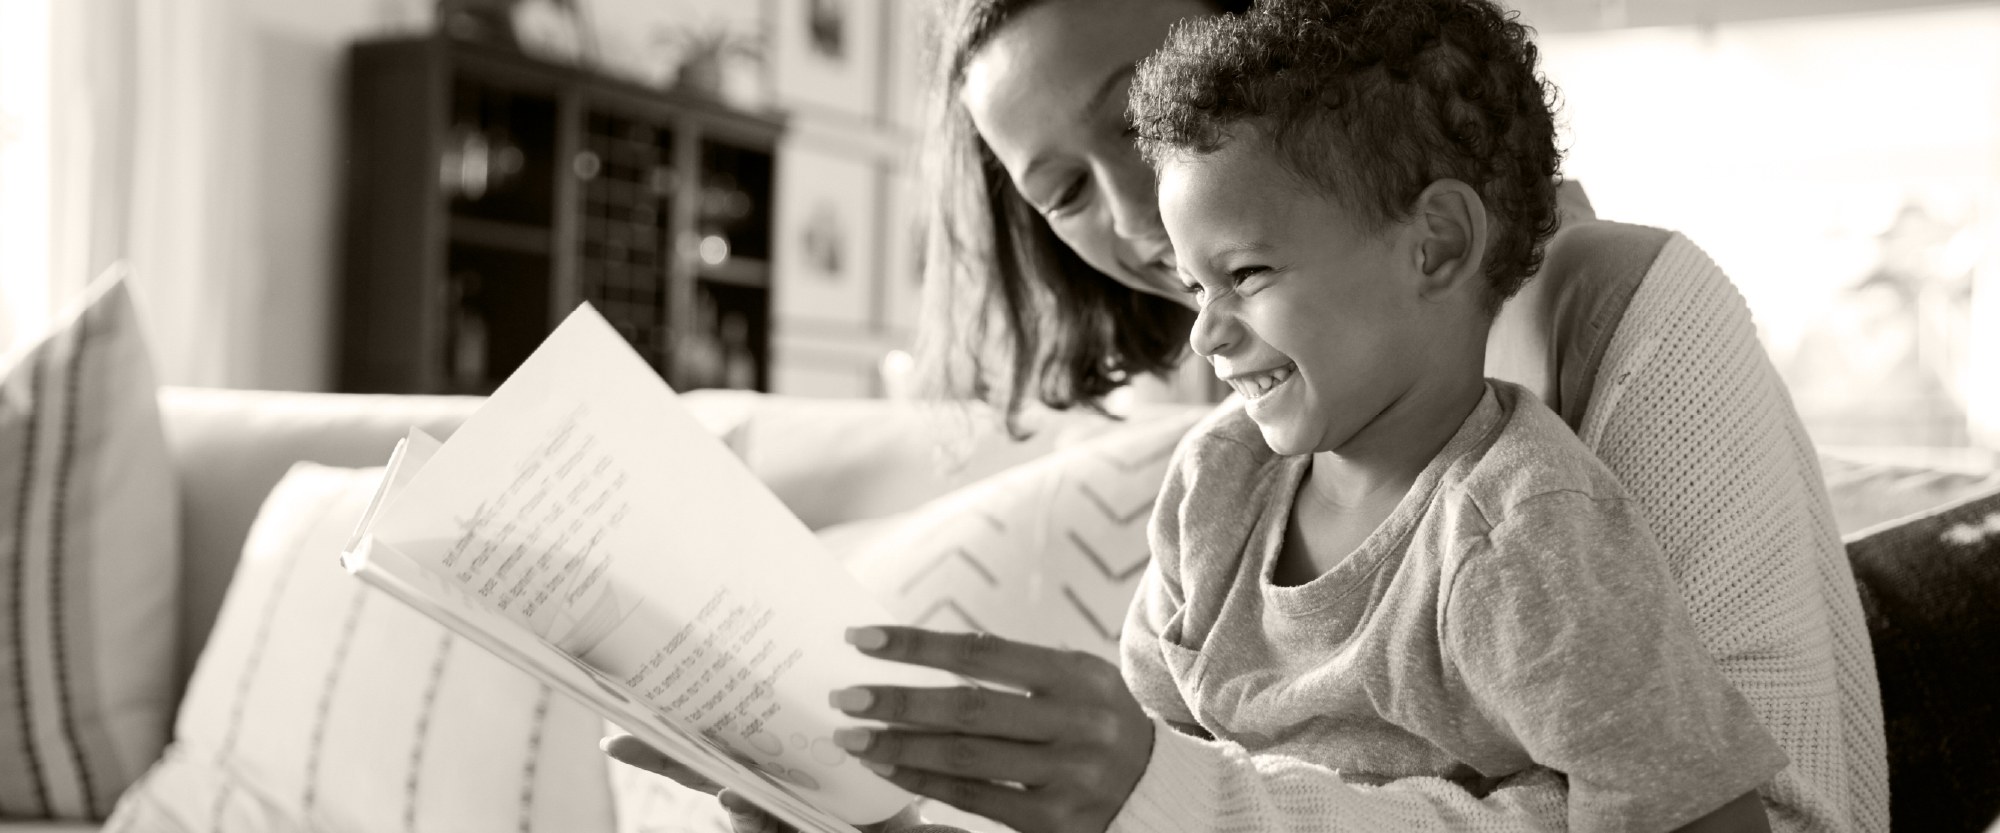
[339,35,784,395]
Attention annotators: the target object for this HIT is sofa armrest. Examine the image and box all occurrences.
[158,386,485,687]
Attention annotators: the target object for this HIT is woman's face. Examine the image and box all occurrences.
[959,0,1212,310]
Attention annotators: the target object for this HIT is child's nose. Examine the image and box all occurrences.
[1188,300,1237,360]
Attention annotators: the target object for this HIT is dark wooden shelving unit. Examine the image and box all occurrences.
[339,35,784,395]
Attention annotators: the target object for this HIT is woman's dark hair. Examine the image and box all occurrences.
[913,0,1246,437]
[1129,0,1563,312]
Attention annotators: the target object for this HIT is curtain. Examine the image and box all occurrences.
[1,0,272,387]
[0,0,58,352]
[127,0,256,387]
[0,0,136,354]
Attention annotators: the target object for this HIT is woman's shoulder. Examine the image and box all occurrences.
[1540,220,1676,430]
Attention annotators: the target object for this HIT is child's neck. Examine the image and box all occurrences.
[1308,370,1485,504]
[1276,369,1486,586]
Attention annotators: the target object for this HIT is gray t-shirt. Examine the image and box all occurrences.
[1121,380,1788,831]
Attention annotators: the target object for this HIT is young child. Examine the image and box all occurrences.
[1107,0,1788,830]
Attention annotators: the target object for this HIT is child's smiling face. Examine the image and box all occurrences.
[1159,136,1437,458]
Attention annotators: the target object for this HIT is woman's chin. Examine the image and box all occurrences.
[1131,278,1193,309]
[1107,263,1192,308]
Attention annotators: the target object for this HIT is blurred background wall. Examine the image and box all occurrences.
[2,0,1995,460]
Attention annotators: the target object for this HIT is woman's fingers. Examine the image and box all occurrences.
[840,728,1058,786]
[832,684,1063,740]
[598,734,723,794]
[848,627,1091,694]
[867,766,1044,833]
[839,626,1156,833]
[717,790,795,833]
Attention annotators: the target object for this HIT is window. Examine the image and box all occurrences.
[1542,4,2000,459]
[0,0,53,353]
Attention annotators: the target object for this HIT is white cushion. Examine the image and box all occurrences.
[107,464,614,832]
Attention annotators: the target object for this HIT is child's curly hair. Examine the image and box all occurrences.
[1129,0,1563,311]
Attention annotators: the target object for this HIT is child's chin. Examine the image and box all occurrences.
[1253,421,1317,458]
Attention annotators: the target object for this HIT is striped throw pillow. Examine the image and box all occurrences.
[105,463,616,832]
[0,276,178,820]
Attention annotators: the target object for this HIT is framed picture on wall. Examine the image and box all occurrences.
[774,140,880,329]
[770,0,884,120]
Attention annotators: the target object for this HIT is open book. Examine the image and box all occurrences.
[342,305,952,832]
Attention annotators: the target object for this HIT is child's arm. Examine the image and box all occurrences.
[1441,490,1790,832]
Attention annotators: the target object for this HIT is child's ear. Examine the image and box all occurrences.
[1409,179,1489,302]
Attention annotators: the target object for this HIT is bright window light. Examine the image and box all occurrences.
[0,0,54,354]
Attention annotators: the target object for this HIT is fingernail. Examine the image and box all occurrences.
[845,626,888,651]
[829,687,873,713]
[863,762,896,777]
[832,727,873,752]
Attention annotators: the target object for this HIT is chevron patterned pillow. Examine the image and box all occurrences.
[839,407,1208,662]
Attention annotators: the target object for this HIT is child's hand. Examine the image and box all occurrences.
[830,626,1155,833]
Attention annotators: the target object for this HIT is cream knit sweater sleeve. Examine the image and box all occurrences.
[1575,234,1886,833]
[1105,233,1887,833]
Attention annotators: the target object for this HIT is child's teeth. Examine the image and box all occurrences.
[1227,364,1297,400]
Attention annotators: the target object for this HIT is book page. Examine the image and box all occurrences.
[365,307,949,826]
[345,429,442,555]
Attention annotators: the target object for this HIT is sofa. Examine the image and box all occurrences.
[2,389,1986,831]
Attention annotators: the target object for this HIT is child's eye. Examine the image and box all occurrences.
[1230,266,1268,286]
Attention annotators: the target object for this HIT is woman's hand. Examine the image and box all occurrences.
[599,735,942,833]
[829,626,1155,833]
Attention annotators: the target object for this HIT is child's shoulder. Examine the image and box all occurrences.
[1155,398,1282,508]
[1454,382,1633,523]
[1173,397,1273,473]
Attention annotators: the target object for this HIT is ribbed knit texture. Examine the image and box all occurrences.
[1109,234,1887,833]
[1577,234,1887,833]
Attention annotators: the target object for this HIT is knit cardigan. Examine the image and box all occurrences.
[1108,225,1889,833]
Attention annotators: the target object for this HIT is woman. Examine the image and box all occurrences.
[609,1,1885,831]
[910,0,1228,435]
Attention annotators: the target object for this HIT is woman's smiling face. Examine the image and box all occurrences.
[958,0,1213,309]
